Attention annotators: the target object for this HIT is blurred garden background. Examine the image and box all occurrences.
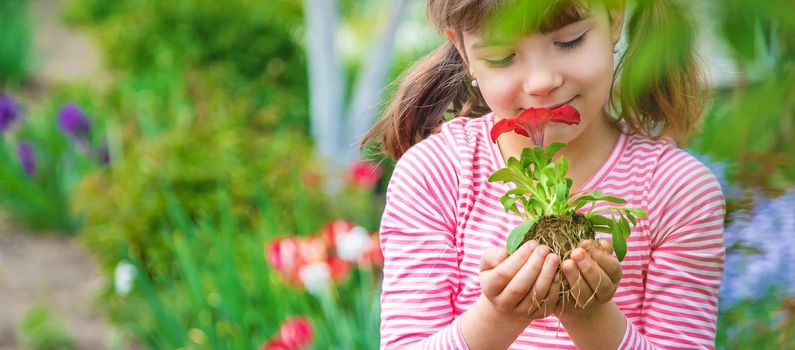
[0,0,793,349]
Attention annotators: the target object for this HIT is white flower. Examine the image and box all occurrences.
[114,261,136,296]
[336,226,372,262]
[298,262,331,295]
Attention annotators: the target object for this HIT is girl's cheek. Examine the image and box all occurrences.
[479,76,523,116]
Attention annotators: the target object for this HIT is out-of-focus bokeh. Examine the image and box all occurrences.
[0,0,792,349]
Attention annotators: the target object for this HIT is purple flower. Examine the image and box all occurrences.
[0,94,22,132]
[57,102,91,141]
[720,189,795,307]
[17,142,37,176]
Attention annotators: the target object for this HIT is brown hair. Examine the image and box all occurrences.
[361,0,707,159]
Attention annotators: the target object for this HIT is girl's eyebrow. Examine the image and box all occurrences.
[538,14,593,34]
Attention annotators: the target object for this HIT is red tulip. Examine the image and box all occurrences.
[327,256,351,283]
[490,104,580,146]
[278,317,314,349]
[321,220,355,251]
[266,238,301,279]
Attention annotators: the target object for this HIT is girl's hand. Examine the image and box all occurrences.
[556,239,623,322]
[478,240,562,322]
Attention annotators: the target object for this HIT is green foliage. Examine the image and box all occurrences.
[717,287,795,349]
[100,186,380,349]
[489,143,646,260]
[18,304,77,350]
[64,0,310,132]
[0,0,32,85]
[690,0,795,189]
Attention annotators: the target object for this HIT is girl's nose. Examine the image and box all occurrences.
[522,64,563,97]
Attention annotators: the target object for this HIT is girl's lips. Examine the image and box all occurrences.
[521,97,576,112]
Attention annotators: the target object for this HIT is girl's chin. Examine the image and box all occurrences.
[543,126,580,146]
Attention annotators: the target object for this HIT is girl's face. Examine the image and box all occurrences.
[452,6,622,146]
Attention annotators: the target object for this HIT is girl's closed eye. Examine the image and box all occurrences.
[555,31,589,50]
[483,54,516,67]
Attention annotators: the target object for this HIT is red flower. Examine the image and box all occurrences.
[266,238,302,283]
[266,237,329,287]
[490,104,580,146]
[321,219,355,251]
[278,317,314,349]
[261,339,291,350]
[348,159,383,190]
[326,256,351,283]
[363,233,384,268]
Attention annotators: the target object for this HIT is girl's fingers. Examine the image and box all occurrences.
[571,248,614,302]
[479,247,507,272]
[596,238,614,255]
[517,252,559,311]
[586,240,623,284]
[496,245,550,306]
[480,241,539,297]
[561,258,595,308]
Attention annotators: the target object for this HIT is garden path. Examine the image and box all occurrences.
[0,0,113,348]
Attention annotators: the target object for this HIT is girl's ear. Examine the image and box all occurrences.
[609,7,625,45]
[445,29,470,70]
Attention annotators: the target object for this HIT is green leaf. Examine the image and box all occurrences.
[586,214,613,227]
[629,208,648,218]
[555,182,568,205]
[546,142,567,159]
[507,156,521,169]
[507,219,536,254]
[600,196,627,204]
[488,168,531,187]
[500,195,518,212]
[619,216,631,239]
[612,218,628,261]
[627,211,637,226]
[533,147,547,168]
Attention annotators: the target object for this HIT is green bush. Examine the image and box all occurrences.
[717,287,795,349]
[64,0,310,132]
[73,68,333,276]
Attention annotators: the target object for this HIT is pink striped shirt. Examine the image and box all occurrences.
[379,113,725,349]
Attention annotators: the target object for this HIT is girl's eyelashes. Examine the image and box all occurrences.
[483,54,516,67]
[555,32,588,50]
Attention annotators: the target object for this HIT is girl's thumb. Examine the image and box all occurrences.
[480,247,508,272]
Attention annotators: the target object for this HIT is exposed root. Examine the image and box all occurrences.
[520,214,597,314]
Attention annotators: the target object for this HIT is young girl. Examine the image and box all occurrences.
[363,0,725,349]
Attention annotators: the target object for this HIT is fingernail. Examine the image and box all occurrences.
[572,249,584,261]
[536,246,549,256]
[523,241,537,251]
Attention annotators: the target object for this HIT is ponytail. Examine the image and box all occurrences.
[360,41,489,160]
[613,0,708,145]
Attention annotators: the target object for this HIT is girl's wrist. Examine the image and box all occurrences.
[558,301,621,329]
[460,295,530,349]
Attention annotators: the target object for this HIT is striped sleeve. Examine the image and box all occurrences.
[619,148,725,349]
[379,135,469,349]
